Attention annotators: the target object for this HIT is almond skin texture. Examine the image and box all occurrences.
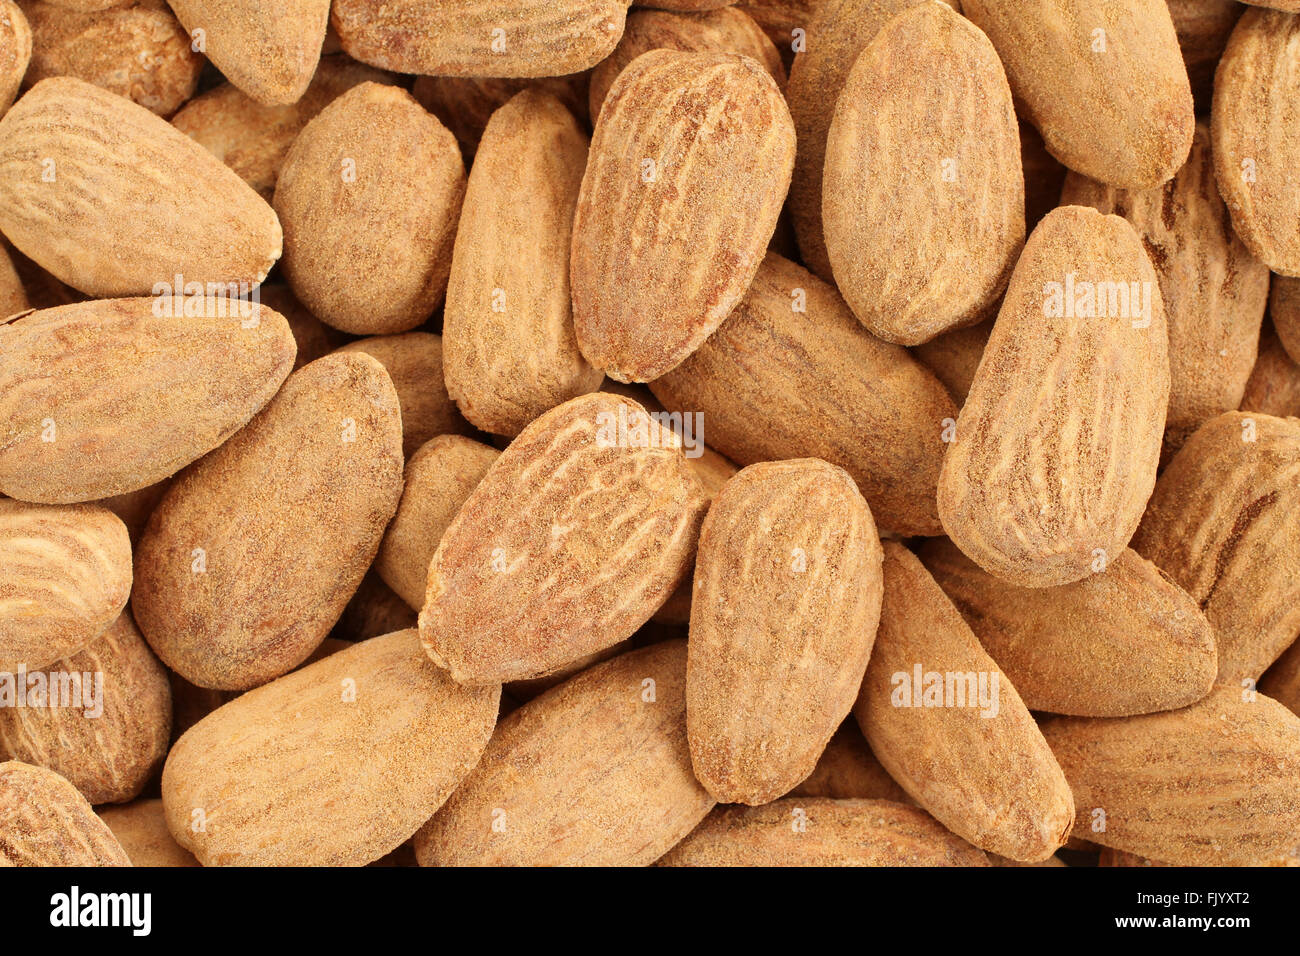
[920,539,1216,717]
[414,640,715,866]
[165,0,329,106]
[274,82,465,336]
[1062,123,1270,458]
[788,724,912,803]
[687,459,884,805]
[98,798,197,866]
[0,77,281,297]
[1241,323,1300,418]
[938,206,1170,588]
[962,0,1193,190]
[587,6,784,121]
[658,798,990,866]
[419,392,707,685]
[823,2,1023,346]
[0,0,31,116]
[0,610,171,804]
[1273,276,1300,364]
[21,0,202,116]
[133,353,404,691]
[331,0,627,77]
[0,298,295,503]
[854,542,1075,862]
[650,252,956,538]
[162,629,500,867]
[1132,411,1300,683]
[912,319,994,406]
[1040,687,1300,866]
[376,435,499,611]
[0,500,130,672]
[570,49,795,383]
[0,761,130,865]
[443,90,602,437]
[1212,9,1300,276]
[412,73,590,159]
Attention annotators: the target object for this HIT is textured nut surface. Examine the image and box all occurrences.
[98,798,197,866]
[938,206,1170,588]
[571,49,795,382]
[275,82,465,335]
[414,640,715,866]
[0,761,130,866]
[823,1,1023,345]
[1241,323,1300,419]
[687,459,883,805]
[0,610,171,804]
[411,73,590,159]
[162,629,499,866]
[912,319,993,406]
[443,90,602,437]
[962,0,1193,189]
[0,0,30,115]
[788,723,911,803]
[855,542,1075,862]
[419,392,707,685]
[650,252,956,538]
[1132,411,1300,682]
[0,298,295,503]
[0,500,130,672]
[1041,687,1300,866]
[921,539,1216,717]
[133,353,403,691]
[0,77,281,297]
[658,798,990,867]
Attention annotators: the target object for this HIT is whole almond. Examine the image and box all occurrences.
[165,0,329,106]
[162,629,499,866]
[443,90,602,437]
[854,542,1075,862]
[274,82,465,335]
[823,2,1023,345]
[570,49,795,382]
[920,539,1216,717]
[659,798,989,867]
[414,640,715,866]
[587,6,784,121]
[788,724,912,803]
[133,353,404,690]
[1063,123,1270,458]
[687,458,884,805]
[376,435,499,611]
[0,77,281,297]
[650,252,956,538]
[1212,8,1300,276]
[0,761,130,865]
[1273,276,1300,364]
[21,0,202,116]
[0,0,30,115]
[98,798,197,866]
[0,500,130,672]
[0,609,171,804]
[419,392,706,685]
[1241,322,1300,418]
[0,242,28,317]
[962,0,1193,189]
[938,206,1170,588]
[1040,687,1300,866]
[331,0,627,77]
[0,298,295,503]
[1132,411,1300,682]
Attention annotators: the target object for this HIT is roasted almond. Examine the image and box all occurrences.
[0,0,30,116]
[0,760,130,865]
[97,798,197,867]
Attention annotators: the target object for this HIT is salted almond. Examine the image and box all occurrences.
[659,798,989,867]
[1273,276,1300,364]
[788,723,911,803]
[411,73,590,159]
[98,798,197,867]
[571,49,794,382]
[1241,322,1300,418]
[0,298,295,503]
[162,629,499,866]
[133,353,404,690]
[0,0,30,115]
[0,761,130,865]
[0,77,281,297]
[854,542,1075,862]
[687,459,883,805]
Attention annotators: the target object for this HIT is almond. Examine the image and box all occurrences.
[1273,275,1300,363]
[570,49,795,382]
[0,760,130,865]
[736,0,817,58]
[411,73,591,159]
[854,542,1075,862]
[98,798,197,866]
[0,297,295,503]
[413,639,715,866]
[823,1,1023,345]
[419,392,706,685]
[687,458,883,805]
[938,206,1170,588]
[911,319,994,406]
[0,0,30,115]
[133,352,403,690]
[1241,322,1300,418]
[0,77,281,297]
[161,629,499,866]
[788,723,911,803]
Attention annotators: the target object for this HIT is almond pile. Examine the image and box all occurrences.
[1,0,1299,870]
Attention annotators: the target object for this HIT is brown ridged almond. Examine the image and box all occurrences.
[0,760,129,865]
[0,0,30,116]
